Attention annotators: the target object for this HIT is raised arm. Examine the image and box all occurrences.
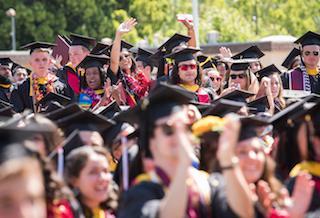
[110,18,137,75]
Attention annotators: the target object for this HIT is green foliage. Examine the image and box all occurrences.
[0,0,319,50]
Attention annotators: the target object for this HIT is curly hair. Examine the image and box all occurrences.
[169,63,202,86]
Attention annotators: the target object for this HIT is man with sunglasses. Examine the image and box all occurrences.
[284,31,320,94]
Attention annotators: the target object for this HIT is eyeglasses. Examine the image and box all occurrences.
[178,64,197,71]
[303,51,319,56]
[210,77,222,82]
[230,73,246,80]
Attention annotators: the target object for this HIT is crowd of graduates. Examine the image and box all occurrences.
[0,17,320,218]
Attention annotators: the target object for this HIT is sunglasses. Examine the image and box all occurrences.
[230,73,246,80]
[210,77,222,82]
[120,54,131,61]
[304,51,319,56]
[179,64,197,71]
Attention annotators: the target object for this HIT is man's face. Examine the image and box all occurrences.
[136,61,151,80]
[29,51,51,76]
[69,46,89,67]
[0,66,12,79]
[302,45,320,67]
[13,68,28,83]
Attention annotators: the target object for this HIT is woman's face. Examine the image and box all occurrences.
[177,59,198,85]
[119,51,132,72]
[73,152,112,207]
[236,137,265,184]
[249,62,261,73]
[207,70,222,91]
[229,70,248,90]
[85,67,101,90]
[270,73,280,98]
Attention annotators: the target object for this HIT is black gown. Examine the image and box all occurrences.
[10,77,74,113]
[117,173,239,218]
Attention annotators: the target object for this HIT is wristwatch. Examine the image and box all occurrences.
[220,156,239,171]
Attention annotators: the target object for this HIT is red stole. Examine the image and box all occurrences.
[66,67,80,95]
[290,68,304,90]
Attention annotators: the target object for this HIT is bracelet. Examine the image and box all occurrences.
[220,156,239,171]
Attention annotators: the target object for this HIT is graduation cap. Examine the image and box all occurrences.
[232,45,265,59]
[281,48,301,69]
[217,89,255,103]
[90,42,111,55]
[0,58,12,67]
[93,100,121,119]
[189,101,211,115]
[61,35,72,45]
[159,33,191,54]
[197,54,217,70]
[40,101,64,114]
[77,54,110,69]
[203,99,246,117]
[70,33,96,50]
[255,64,282,82]
[239,116,270,141]
[294,31,320,47]
[268,94,316,132]
[45,103,83,121]
[21,41,56,54]
[247,96,269,114]
[164,47,200,64]
[135,48,154,66]
[0,99,13,109]
[37,92,71,110]
[116,83,194,157]
[56,109,115,133]
[228,58,259,71]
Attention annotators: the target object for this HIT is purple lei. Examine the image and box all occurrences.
[83,88,102,102]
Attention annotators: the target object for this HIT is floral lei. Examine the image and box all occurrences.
[82,88,103,103]
[32,73,55,103]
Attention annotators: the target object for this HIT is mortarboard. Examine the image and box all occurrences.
[203,99,246,117]
[40,101,64,114]
[164,47,200,64]
[217,89,255,103]
[45,103,83,121]
[294,31,320,47]
[239,116,270,141]
[255,64,282,82]
[0,99,13,109]
[281,48,301,69]
[159,33,191,54]
[21,41,56,54]
[268,94,317,132]
[135,48,154,66]
[70,33,96,50]
[197,54,217,70]
[37,92,71,108]
[247,96,270,114]
[91,42,111,55]
[93,100,121,119]
[189,101,211,115]
[77,54,110,69]
[228,58,259,71]
[56,109,115,133]
[0,58,12,67]
[232,45,265,59]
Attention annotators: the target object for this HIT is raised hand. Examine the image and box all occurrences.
[219,47,232,58]
[117,18,137,35]
[181,19,194,31]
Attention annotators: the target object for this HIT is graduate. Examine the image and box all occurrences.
[282,31,320,94]
[0,58,14,103]
[57,33,96,96]
[117,83,254,218]
[10,42,73,113]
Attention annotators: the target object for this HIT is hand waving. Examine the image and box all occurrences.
[117,18,137,35]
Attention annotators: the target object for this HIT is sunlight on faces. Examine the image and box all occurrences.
[302,45,320,68]
[29,50,51,76]
[69,46,90,67]
[249,61,261,73]
[85,67,102,90]
[178,59,197,85]
[207,70,222,91]
[73,152,112,208]
[270,73,281,98]
[0,159,46,218]
[0,66,12,78]
[236,138,265,184]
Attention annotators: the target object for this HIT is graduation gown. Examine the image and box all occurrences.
[117,171,238,218]
[57,64,80,96]
[281,67,320,94]
[0,86,10,103]
[10,77,73,113]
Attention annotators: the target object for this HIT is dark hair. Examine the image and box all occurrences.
[169,63,202,86]
[140,61,154,73]
[82,67,106,90]
[199,132,221,173]
[64,146,118,215]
